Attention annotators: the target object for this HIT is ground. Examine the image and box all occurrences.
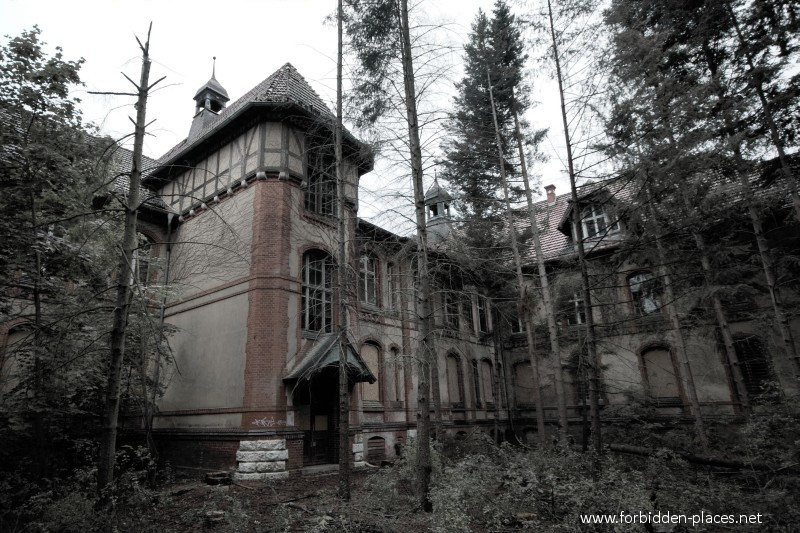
[131,467,429,533]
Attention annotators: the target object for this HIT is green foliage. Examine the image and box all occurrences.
[440,1,527,222]
[1,446,168,533]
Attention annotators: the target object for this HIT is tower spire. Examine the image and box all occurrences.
[212,56,216,78]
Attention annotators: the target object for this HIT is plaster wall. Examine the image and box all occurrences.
[159,291,249,412]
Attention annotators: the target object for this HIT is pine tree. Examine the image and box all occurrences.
[440,1,527,223]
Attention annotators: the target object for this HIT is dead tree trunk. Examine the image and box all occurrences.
[97,25,157,492]
[335,0,351,501]
[643,184,708,451]
[679,191,750,416]
[511,91,569,444]
[397,0,434,511]
[547,0,601,456]
[488,72,546,445]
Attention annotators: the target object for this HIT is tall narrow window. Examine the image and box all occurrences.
[481,360,494,405]
[391,347,403,402]
[443,292,459,329]
[446,354,463,406]
[387,263,399,310]
[580,204,619,239]
[360,343,381,404]
[305,144,336,217]
[302,250,332,332]
[477,297,490,333]
[133,233,154,287]
[641,347,681,406]
[567,293,586,326]
[462,295,475,333]
[358,254,377,305]
[513,362,535,406]
[471,360,481,407]
[629,272,661,316]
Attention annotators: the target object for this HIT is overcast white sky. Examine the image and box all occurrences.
[1,0,577,231]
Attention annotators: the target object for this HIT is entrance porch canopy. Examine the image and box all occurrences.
[284,333,376,385]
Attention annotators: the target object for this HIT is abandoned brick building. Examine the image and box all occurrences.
[2,63,798,478]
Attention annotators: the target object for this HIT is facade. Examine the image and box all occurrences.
[503,178,800,443]
[3,63,797,477]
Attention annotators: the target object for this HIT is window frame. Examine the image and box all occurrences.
[358,253,378,306]
[301,250,333,333]
[305,144,337,218]
[580,203,619,239]
[567,292,586,326]
[443,291,460,330]
[477,297,490,334]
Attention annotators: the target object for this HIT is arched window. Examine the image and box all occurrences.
[628,271,660,316]
[513,362,535,407]
[358,254,377,305]
[641,346,682,406]
[360,343,381,404]
[481,359,494,405]
[301,250,332,332]
[446,354,464,407]
[733,335,774,402]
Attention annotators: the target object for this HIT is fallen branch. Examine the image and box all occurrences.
[608,443,793,472]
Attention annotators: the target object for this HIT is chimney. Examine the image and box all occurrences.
[545,184,556,204]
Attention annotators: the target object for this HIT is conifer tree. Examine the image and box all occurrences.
[440,1,527,225]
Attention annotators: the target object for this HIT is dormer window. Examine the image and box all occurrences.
[581,204,619,239]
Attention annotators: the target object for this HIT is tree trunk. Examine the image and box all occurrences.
[511,92,569,444]
[335,0,351,501]
[679,191,751,415]
[547,0,602,457]
[488,72,546,445]
[97,27,152,493]
[644,184,708,451]
[398,0,433,511]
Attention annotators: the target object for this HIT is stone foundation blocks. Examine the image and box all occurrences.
[233,439,288,481]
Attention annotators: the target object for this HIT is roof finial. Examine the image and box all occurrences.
[212,56,217,79]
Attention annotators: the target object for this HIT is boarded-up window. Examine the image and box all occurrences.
[514,362,535,406]
[446,354,463,405]
[391,347,403,402]
[367,436,386,464]
[361,343,381,403]
[481,360,494,404]
[642,347,681,405]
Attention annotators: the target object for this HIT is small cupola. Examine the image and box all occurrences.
[424,178,453,245]
[425,178,453,221]
[193,57,229,114]
[188,57,229,141]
